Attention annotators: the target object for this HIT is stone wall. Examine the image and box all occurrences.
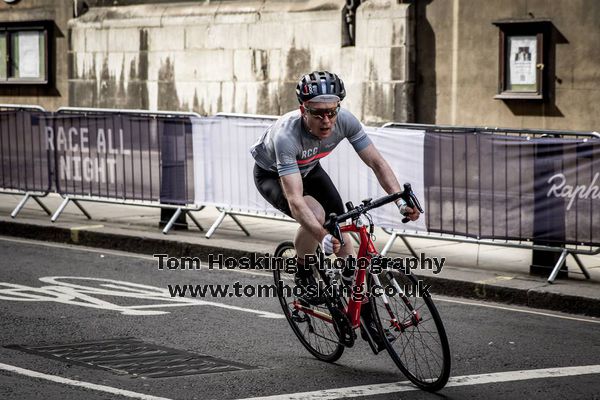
[68,0,414,124]
[3,0,599,131]
[414,0,600,131]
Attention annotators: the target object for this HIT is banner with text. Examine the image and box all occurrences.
[45,112,194,204]
[423,132,600,245]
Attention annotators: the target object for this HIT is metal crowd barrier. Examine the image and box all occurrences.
[194,112,295,239]
[380,122,600,283]
[0,104,53,218]
[50,107,204,234]
[3,104,598,284]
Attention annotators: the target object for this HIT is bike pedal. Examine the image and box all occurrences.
[340,330,357,348]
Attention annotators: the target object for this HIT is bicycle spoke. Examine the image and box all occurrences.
[273,243,344,363]
[370,272,450,391]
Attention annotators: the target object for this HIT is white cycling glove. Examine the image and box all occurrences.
[321,234,335,256]
[396,199,409,216]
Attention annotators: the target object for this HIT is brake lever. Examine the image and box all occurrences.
[325,213,345,247]
[400,183,424,223]
[334,224,344,247]
[410,191,424,213]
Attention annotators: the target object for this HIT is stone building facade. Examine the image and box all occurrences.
[0,0,599,130]
[66,0,414,125]
[414,0,600,131]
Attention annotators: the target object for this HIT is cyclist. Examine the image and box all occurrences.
[250,70,420,350]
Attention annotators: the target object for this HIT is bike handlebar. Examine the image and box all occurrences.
[323,183,424,246]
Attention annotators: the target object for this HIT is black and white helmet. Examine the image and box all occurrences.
[296,71,346,104]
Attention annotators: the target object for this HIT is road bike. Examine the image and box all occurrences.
[272,184,451,391]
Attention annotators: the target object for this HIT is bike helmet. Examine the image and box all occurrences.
[296,71,346,104]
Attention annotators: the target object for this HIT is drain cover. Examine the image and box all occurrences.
[6,338,255,378]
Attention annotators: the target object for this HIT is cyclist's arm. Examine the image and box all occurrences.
[280,173,330,241]
[357,143,402,195]
[358,144,420,221]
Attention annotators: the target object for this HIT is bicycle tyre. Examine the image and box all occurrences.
[273,241,344,362]
[367,270,451,391]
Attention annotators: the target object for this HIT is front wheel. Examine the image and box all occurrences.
[273,241,344,362]
[368,270,451,391]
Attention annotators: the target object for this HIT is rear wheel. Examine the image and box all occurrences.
[368,270,451,391]
[273,241,344,362]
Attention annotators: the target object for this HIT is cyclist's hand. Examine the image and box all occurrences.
[321,234,341,256]
[399,204,420,221]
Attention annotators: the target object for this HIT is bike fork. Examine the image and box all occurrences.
[371,273,422,333]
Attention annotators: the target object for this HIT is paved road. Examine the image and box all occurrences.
[0,236,599,400]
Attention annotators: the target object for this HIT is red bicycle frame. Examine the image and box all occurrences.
[292,220,377,329]
[339,222,377,328]
[292,219,422,334]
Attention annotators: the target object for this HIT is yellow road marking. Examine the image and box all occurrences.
[70,225,105,242]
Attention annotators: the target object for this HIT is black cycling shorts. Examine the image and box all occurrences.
[253,163,345,219]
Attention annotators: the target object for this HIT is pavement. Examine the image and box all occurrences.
[0,192,599,317]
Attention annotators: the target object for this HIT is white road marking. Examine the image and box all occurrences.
[0,276,283,319]
[238,365,600,400]
[0,235,597,323]
[0,362,172,400]
[436,297,600,324]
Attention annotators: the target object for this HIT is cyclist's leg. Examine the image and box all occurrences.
[255,162,352,260]
[255,162,350,293]
[292,196,325,301]
[253,164,321,294]
[302,163,355,259]
[293,195,324,264]
[253,164,293,216]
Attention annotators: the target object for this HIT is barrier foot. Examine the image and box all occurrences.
[32,195,52,216]
[229,214,250,237]
[187,211,204,232]
[51,198,71,222]
[572,253,591,280]
[547,249,569,284]
[400,235,420,259]
[72,199,92,220]
[206,210,227,239]
[381,232,399,256]
[11,193,51,218]
[162,207,183,235]
[11,193,32,218]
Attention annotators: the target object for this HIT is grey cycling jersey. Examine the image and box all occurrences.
[250,108,372,176]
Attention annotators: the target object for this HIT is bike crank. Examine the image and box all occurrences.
[330,306,355,347]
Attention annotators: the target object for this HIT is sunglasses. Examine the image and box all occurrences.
[305,105,340,120]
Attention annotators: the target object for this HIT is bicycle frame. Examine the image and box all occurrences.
[290,221,369,326]
[292,219,421,333]
[339,222,377,328]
